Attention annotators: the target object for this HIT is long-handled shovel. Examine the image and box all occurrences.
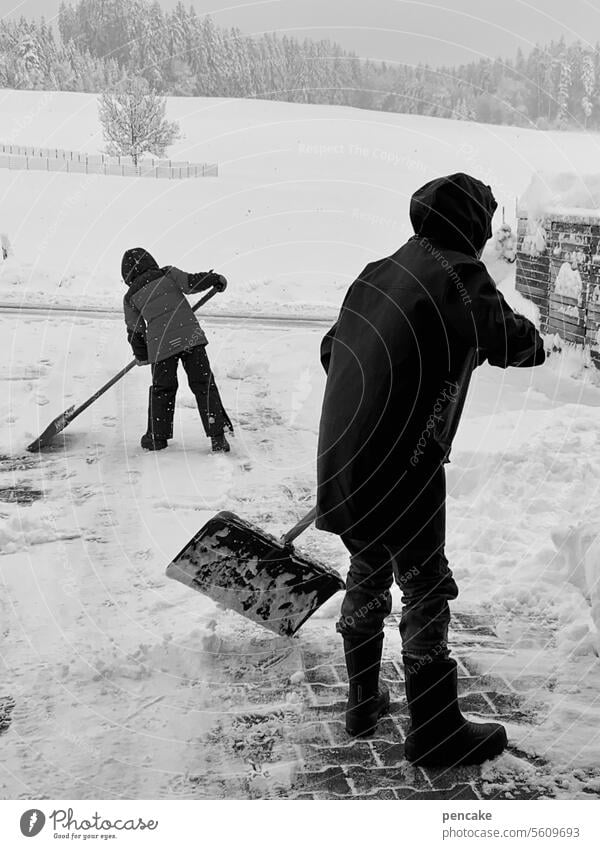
[27,286,221,452]
[166,505,345,637]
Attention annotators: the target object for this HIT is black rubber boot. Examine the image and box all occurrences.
[211,434,230,453]
[147,387,173,441]
[140,433,168,451]
[344,633,390,738]
[404,658,507,766]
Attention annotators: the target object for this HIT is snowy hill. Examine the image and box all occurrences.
[2,89,600,315]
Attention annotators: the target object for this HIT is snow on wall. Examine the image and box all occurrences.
[520,171,600,218]
[554,262,583,299]
[493,223,516,263]
[521,220,547,257]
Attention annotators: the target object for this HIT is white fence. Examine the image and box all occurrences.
[0,143,218,179]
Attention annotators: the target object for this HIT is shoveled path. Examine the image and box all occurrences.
[187,610,564,800]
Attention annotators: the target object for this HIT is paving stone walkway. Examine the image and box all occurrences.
[190,608,565,800]
[290,612,553,800]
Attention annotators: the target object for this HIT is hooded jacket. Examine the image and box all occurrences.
[121,248,222,363]
[315,173,545,540]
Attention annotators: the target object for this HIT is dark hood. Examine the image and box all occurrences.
[409,172,497,256]
[121,248,159,286]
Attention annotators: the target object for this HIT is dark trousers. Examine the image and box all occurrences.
[148,345,229,439]
[337,464,458,663]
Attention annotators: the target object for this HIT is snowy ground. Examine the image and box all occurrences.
[1,283,600,797]
[2,90,600,798]
[0,313,329,797]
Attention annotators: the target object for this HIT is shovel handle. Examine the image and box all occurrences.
[281,506,317,547]
[191,283,220,313]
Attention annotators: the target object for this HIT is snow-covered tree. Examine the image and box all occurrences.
[582,52,595,125]
[98,77,180,164]
[7,2,600,127]
[558,52,572,125]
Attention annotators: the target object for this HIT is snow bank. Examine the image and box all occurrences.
[451,394,600,662]
[552,522,600,654]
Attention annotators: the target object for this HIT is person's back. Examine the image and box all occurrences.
[316,173,545,767]
[317,173,543,540]
[316,241,471,538]
[121,247,232,452]
[123,253,214,364]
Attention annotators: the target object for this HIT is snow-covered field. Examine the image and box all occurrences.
[2,90,600,798]
[2,89,600,315]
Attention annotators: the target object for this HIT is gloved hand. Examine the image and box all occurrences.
[136,359,149,366]
[213,273,227,292]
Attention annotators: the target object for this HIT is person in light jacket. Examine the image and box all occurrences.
[122,247,233,452]
[316,173,545,766]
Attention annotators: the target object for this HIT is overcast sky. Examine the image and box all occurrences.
[2,0,599,68]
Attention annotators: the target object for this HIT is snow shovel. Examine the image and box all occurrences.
[166,506,345,637]
[27,285,220,452]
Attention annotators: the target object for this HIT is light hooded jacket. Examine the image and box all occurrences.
[122,248,222,363]
[316,172,545,540]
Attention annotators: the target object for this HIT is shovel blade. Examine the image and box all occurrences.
[27,405,76,452]
[166,510,345,637]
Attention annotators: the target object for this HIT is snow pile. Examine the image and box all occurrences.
[226,355,269,380]
[552,523,600,655]
[451,394,600,662]
[480,751,541,799]
[0,503,77,554]
[520,171,600,217]
[554,262,583,300]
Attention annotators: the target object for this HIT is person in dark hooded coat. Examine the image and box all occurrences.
[122,247,233,452]
[316,173,545,766]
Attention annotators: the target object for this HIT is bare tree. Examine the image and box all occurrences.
[98,77,181,165]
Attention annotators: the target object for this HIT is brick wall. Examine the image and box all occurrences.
[516,213,600,365]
